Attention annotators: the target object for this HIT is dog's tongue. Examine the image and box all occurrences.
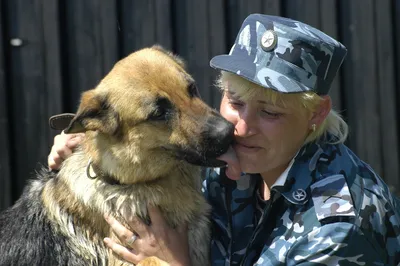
[217,146,241,180]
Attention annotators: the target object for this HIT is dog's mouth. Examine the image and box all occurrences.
[161,115,235,167]
[163,144,230,167]
[178,150,228,167]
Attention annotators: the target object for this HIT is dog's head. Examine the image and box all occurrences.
[64,46,234,183]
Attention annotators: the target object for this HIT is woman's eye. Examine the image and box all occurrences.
[229,100,244,108]
[261,110,281,118]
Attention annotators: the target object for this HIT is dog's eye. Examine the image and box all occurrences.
[149,97,172,121]
[188,83,200,98]
[150,108,167,120]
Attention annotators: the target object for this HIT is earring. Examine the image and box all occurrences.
[311,124,316,132]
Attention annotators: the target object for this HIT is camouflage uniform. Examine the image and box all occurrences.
[203,139,400,265]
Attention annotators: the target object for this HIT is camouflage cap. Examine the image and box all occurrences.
[210,14,347,95]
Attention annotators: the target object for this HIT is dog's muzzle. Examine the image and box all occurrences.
[201,116,235,157]
[174,115,235,167]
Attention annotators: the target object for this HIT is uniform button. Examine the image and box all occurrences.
[260,30,278,51]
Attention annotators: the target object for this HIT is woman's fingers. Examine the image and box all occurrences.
[105,215,137,243]
[56,132,84,158]
[47,154,57,170]
[103,237,141,264]
[48,132,85,170]
[54,142,73,160]
[66,133,85,149]
[105,215,149,247]
[104,211,191,265]
[48,143,68,170]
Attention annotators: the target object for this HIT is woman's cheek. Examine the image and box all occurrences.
[220,104,238,125]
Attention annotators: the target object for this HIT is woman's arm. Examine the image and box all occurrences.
[285,222,384,265]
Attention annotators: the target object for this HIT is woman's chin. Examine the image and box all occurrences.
[234,148,269,174]
[237,160,260,174]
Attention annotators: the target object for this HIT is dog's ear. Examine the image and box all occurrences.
[64,90,119,135]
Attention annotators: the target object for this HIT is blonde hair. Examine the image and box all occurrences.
[217,71,348,144]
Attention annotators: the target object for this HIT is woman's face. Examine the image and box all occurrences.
[219,88,313,180]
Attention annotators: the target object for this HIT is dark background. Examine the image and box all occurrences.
[1,0,400,211]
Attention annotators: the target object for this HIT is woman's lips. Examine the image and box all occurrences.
[234,142,262,153]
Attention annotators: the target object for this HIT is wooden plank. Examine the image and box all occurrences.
[396,0,400,94]
[225,0,242,45]
[339,0,383,176]
[319,0,342,112]
[63,0,119,111]
[237,0,263,20]
[395,0,400,190]
[6,0,55,198]
[154,0,173,51]
[374,0,399,192]
[98,1,120,71]
[119,0,155,55]
[395,0,400,194]
[262,0,281,16]
[41,0,64,144]
[284,0,320,27]
[119,0,172,57]
[208,0,227,108]
[0,0,12,211]
[173,0,212,106]
[225,0,264,45]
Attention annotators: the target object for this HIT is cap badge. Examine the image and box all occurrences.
[292,189,307,201]
[260,30,278,51]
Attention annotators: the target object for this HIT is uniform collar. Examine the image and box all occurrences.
[276,141,325,205]
[271,156,295,189]
[227,140,328,205]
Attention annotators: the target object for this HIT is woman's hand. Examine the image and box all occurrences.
[104,206,191,266]
[48,131,85,170]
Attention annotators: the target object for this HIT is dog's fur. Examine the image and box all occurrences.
[0,46,234,266]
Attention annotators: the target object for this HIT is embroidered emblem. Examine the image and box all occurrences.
[292,189,307,201]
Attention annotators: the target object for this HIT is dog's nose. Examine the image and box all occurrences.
[202,116,235,155]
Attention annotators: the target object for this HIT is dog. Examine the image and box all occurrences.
[0,46,234,266]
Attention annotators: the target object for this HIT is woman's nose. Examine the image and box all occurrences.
[235,112,257,137]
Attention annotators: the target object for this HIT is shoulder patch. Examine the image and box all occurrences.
[310,174,355,221]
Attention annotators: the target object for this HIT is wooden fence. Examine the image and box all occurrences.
[1,0,400,211]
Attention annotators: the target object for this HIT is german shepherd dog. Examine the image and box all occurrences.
[0,46,234,266]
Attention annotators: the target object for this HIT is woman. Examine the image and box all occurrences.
[49,14,400,265]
